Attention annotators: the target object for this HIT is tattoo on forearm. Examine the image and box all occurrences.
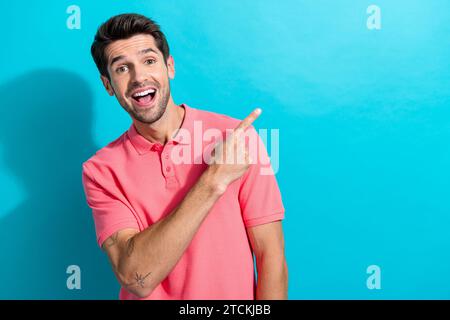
[103,232,119,249]
[103,233,151,292]
[134,271,152,288]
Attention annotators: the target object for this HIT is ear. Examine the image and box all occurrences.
[100,75,115,96]
[167,55,175,80]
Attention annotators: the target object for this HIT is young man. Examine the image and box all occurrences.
[82,13,287,300]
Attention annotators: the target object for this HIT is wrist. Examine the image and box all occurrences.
[200,168,229,196]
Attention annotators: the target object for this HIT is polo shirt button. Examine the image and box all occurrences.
[152,144,163,152]
[166,166,171,172]
[165,154,169,159]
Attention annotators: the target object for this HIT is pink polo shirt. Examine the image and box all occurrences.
[82,103,284,300]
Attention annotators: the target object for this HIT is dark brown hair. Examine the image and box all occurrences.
[91,13,170,79]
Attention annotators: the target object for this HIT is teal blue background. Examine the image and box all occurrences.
[1,0,449,299]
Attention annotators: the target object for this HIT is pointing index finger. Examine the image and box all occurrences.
[235,108,262,131]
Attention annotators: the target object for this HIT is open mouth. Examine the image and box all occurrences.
[131,88,157,107]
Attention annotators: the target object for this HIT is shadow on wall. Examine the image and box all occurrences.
[0,69,119,299]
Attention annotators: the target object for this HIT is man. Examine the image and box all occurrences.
[82,13,287,300]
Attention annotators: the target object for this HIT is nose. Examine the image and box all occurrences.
[130,65,149,85]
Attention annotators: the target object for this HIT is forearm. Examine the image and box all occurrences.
[255,255,288,300]
[117,168,224,297]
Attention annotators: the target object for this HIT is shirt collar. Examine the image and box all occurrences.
[127,103,193,155]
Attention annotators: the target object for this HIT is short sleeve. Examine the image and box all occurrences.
[82,162,140,248]
[238,127,285,228]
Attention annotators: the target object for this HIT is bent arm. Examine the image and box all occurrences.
[102,168,224,298]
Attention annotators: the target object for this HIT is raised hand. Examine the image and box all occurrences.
[206,108,262,192]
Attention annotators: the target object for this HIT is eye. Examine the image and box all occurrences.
[144,58,156,65]
[116,65,129,74]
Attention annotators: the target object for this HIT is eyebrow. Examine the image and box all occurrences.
[109,48,159,67]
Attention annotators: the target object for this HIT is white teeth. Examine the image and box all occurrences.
[133,88,156,97]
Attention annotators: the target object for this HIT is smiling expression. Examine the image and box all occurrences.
[101,34,175,124]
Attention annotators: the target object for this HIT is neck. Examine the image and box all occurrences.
[133,96,184,145]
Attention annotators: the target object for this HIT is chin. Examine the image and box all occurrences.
[132,106,166,124]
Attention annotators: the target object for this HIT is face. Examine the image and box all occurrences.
[101,34,175,124]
